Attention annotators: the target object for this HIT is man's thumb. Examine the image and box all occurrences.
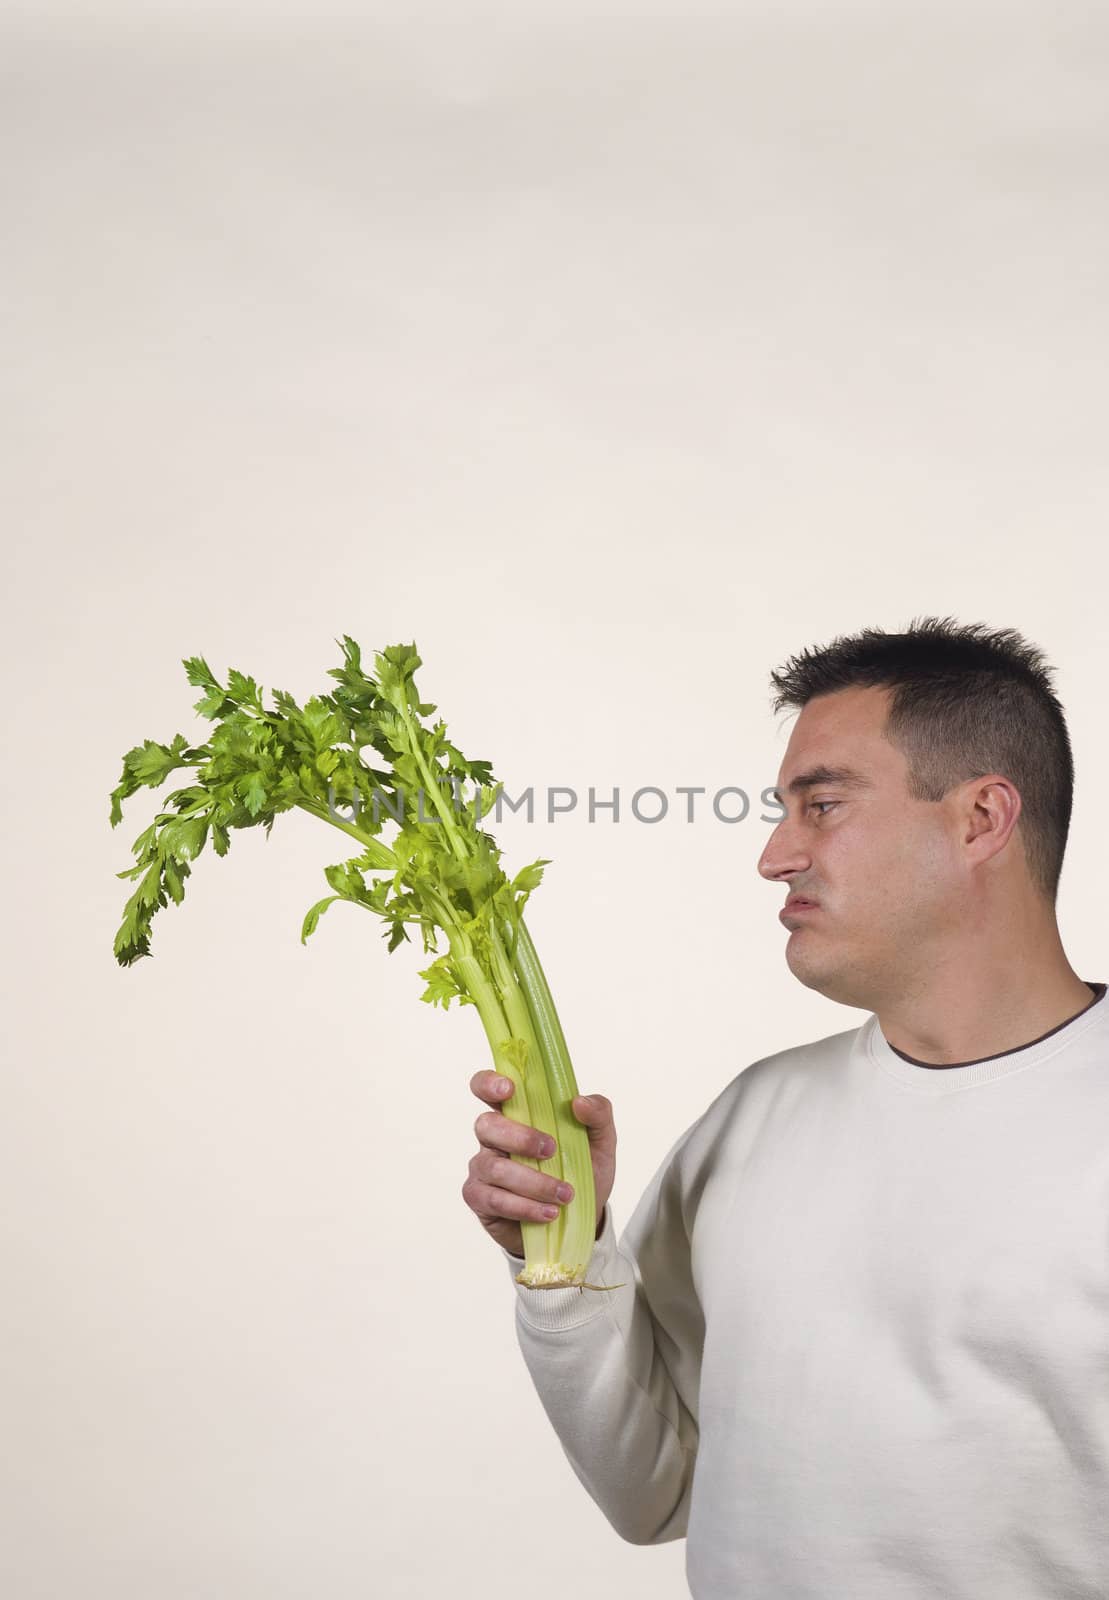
[573,1093,610,1126]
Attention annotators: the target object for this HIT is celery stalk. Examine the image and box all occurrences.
[108,636,605,1291]
[506,918,597,1285]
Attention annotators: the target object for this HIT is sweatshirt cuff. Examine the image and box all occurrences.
[500,1204,624,1328]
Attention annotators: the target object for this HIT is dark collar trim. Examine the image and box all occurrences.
[888,982,1107,1070]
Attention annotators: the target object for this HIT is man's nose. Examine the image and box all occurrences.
[757,819,812,882]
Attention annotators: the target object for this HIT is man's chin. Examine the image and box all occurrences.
[784,935,824,981]
[785,939,875,1009]
[784,934,844,997]
[787,964,831,997]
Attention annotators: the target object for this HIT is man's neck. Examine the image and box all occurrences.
[877,966,1097,1067]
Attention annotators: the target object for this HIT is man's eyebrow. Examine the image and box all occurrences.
[769,766,873,806]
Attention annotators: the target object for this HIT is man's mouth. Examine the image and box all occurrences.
[780,896,821,922]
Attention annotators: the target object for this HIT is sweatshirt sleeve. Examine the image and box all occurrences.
[499,1131,705,1546]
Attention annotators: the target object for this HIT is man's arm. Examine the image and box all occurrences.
[500,1143,704,1545]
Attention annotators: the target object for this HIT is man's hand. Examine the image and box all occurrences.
[462,1071,617,1259]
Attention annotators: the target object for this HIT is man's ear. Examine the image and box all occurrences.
[961,774,1022,866]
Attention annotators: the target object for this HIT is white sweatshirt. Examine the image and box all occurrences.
[502,981,1109,1599]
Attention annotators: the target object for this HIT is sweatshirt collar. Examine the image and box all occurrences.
[865,981,1108,1093]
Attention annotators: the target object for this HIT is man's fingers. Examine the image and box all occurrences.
[473,1108,556,1160]
[462,1175,567,1226]
[469,1068,515,1105]
[572,1093,617,1140]
[469,1067,558,1156]
[469,1150,574,1207]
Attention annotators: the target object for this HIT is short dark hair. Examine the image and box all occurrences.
[768,615,1074,904]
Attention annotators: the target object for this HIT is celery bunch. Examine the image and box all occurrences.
[109,637,598,1290]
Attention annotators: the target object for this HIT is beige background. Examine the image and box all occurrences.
[4,4,1108,1595]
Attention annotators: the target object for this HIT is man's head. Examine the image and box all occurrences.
[756,616,1074,1010]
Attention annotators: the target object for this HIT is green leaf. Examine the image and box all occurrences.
[183,655,220,692]
[226,670,263,710]
[497,1037,531,1073]
[131,822,158,857]
[163,855,189,905]
[375,643,422,709]
[158,815,208,862]
[352,838,397,872]
[136,860,165,909]
[195,687,231,719]
[302,696,345,750]
[183,655,232,720]
[238,772,268,817]
[417,953,463,1008]
[301,895,341,944]
[510,858,550,897]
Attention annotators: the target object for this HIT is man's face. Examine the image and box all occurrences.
[757,685,963,1008]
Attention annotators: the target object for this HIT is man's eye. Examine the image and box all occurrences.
[810,801,839,815]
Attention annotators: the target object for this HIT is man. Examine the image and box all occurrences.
[461,615,1108,1599]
